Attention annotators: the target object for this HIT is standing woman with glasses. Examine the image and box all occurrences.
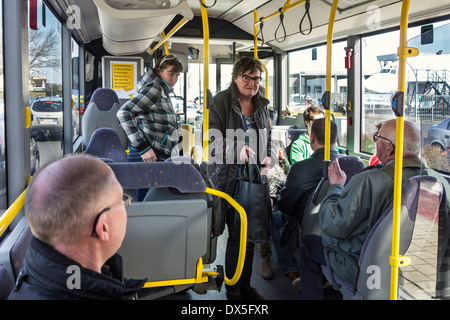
[117,55,183,200]
[209,56,276,300]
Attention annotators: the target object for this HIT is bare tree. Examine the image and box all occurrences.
[29,28,61,76]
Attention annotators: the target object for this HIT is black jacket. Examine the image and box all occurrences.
[209,82,274,201]
[8,236,146,300]
[278,147,342,223]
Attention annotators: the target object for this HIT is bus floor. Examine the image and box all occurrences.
[158,228,343,301]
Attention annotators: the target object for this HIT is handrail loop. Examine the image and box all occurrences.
[299,0,312,35]
[274,8,287,43]
[199,0,216,9]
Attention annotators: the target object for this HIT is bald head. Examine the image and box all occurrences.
[26,154,118,245]
[376,119,421,164]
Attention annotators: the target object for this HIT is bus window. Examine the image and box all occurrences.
[72,39,81,141]
[288,42,347,147]
[362,20,450,174]
[29,0,63,167]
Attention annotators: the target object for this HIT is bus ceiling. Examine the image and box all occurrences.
[45,0,450,57]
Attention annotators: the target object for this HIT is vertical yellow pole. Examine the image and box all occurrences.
[161,31,170,55]
[201,2,209,161]
[390,0,416,300]
[323,0,339,161]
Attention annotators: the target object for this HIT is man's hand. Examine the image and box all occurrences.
[141,149,157,162]
[328,158,346,186]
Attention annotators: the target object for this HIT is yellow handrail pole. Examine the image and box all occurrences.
[205,188,247,286]
[149,17,189,55]
[389,0,416,300]
[253,10,269,100]
[200,1,210,161]
[161,31,170,55]
[0,189,26,237]
[254,0,306,26]
[323,0,339,162]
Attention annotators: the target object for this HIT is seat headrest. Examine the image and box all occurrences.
[90,88,120,111]
[108,161,206,193]
[338,156,365,185]
[85,128,128,163]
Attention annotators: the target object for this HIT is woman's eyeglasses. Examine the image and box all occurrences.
[239,74,262,84]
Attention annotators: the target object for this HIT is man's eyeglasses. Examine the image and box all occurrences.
[91,193,132,237]
[158,54,178,68]
[373,132,395,148]
[239,74,262,84]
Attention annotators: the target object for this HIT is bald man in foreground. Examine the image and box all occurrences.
[298,119,450,299]
[9,154,145,300]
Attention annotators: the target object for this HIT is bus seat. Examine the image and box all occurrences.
[302,156,365,237]
[0,264,13,300]
[0,217,31,287]
[321,175,443,300]
[85,127,128,163]
[107,161,216,292]
[144,156,223,264]
[82,88,127,149]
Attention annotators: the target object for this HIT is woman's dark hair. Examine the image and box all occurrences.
[154,54,184,73]
[232,56,264,79]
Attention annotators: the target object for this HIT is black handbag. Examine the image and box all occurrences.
[234,163,273,243]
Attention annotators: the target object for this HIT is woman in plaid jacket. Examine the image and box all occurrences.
[117,55,183,163]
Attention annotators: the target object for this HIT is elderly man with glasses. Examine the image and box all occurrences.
[298,119,450,299]
[9,154,146,300]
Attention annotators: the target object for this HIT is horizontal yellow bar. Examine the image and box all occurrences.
[142,274,209,288]
[254,0,306,26]
[0,189,26,237]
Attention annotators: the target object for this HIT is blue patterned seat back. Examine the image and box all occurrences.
[85,128,128,163]
[108,161,206,193]
[0,264,13,300]
[302,156,365,237]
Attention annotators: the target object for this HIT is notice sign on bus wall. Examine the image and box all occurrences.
[111,61,136,92]
[102,56,144,100]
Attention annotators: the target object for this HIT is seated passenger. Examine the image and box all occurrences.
[278,118,340,224]
[9,154,146,300]
[289,106,324,164]
[298,119,450,300]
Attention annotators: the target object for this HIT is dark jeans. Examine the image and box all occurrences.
[225,208,255,293]
[298,234,327,300]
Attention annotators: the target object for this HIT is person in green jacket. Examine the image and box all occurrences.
[298,119,450,299]
[289,106,324,164]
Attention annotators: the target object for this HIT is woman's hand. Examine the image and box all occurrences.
[239,145,255,163]
[141,149,157,162]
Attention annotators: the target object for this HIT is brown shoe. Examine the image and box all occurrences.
[241,287,265,300]
[260,257,273,280]
[288,271,301,291]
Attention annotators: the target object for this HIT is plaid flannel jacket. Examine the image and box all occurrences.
[117,69,178,160]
